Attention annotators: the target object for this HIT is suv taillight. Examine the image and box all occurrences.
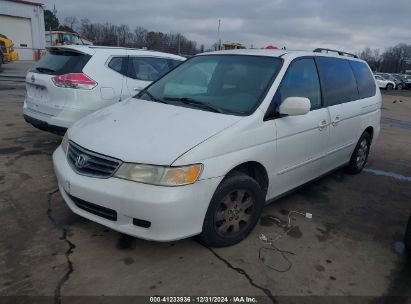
[51,73,97,90]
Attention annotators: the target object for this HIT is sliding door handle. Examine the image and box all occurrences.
[332,115,341,126]
[318,120,328,130]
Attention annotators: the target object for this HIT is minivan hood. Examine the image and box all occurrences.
[68,98,242,165]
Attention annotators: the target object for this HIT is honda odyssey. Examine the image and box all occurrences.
[53,48,381,247]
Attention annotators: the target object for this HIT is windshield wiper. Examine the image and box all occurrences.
[139,90,169,104]
[35,67,56,73]
[164,97,223,113]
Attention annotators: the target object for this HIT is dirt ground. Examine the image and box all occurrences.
[0,85,410,304]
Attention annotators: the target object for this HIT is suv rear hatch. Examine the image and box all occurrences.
[25,47,93,116]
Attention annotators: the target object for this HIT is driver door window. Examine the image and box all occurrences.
[274,58,322,111]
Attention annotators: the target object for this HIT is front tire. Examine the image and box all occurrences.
[397,84,404,90]
[346,132,371,174]
[200,172,265,247]
[386,83,394,90]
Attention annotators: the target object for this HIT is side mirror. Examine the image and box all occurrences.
[279,97,311,116]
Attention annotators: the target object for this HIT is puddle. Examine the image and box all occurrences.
[381,117,411,130]
[363,168,411,182]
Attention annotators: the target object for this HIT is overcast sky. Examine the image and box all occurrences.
[40,0,411,53]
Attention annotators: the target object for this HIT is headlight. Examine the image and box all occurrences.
[61,132,69,153]
[114,163,203,186]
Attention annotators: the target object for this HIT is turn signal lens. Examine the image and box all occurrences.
[114,163,203,186]
[163,165,203,185]
[61,132,69,154]
[52,73,97,90]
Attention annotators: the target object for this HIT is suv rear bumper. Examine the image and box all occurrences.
[23,100,95,134]
[24,114,67,135]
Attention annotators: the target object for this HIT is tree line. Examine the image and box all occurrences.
[44,10,201,55]
[358,43,411,73]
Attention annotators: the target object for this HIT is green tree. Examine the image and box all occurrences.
[44,9,59,31]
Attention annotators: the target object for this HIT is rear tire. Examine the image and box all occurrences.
[346,132,371,174]
[397,84,404,90]
[200,172,265,247]
[386,84,394,90]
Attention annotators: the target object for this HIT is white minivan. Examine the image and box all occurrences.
[53,48,381,247]
[23,45,185,134]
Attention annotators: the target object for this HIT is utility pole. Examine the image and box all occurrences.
[217,19,221,51]
[49,5,58,45]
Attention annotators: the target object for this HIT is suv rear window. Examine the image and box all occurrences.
[349,61,376,99]
[31,49,91,75]
[317,57,358,106]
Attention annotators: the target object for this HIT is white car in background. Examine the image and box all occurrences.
[23,45,185,134]
[374,74,396,90]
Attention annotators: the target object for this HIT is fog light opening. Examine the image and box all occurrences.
[133,218,151,228]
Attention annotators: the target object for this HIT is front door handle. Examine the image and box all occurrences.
[318,120,328,130]
[332,115,341,127]
[133,87,143,91]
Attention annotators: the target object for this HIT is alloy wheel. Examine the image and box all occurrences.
[214,189,254,237]
[356,139,368,168]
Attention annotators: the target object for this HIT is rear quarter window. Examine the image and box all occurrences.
[169,59,184,68]
[128,57,172,81]
[108,57,125,74]
[349,61,376,99]
[317,57,358,106]
[31,50,91,75]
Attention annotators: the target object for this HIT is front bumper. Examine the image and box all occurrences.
[53,146,222,241]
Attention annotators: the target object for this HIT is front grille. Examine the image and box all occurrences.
[67,141,122,178]
[69,194,117,221]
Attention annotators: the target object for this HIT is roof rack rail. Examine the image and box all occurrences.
[313,48,358,58]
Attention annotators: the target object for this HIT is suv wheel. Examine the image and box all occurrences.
[386,83,394,90]
[405,214,411,254]
[200,172,265,247]
[397,83,404,90]
[346,132,371,174]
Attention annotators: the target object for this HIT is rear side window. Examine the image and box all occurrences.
[31,50,91,75]
[128,57,172,81]
[274,58,322,110]
[169,59,183,68]
[317,57,358,106]
[349,61,376,99]
[108,57,124,74]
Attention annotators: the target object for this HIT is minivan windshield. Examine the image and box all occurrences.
[137,55,282,115]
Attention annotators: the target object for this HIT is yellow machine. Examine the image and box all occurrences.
[222,43,246,50]
[0,34,19,64]
[45,31,93,47]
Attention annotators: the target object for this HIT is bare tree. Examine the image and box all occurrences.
[77,19,199,55]
[359,47,381,71]
[63,16,79,32]
[133,26,148,48]
[359,43,411,73]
